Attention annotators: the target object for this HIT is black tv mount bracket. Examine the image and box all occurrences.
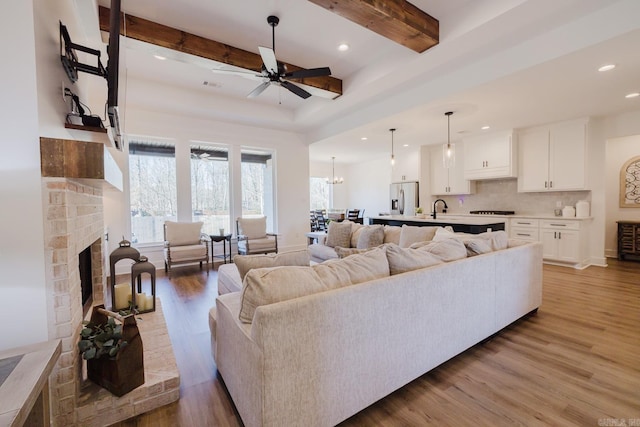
[60,21,107,83]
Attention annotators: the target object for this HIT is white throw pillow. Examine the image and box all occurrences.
[399,225,439,248]
[383,225,402,245]
[416,238,467,262]
[432,226,457,242]
[385,243,442,275]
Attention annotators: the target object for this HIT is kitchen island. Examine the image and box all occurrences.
[369,215,506,234]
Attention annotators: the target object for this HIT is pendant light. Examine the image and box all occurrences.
[390,128,396,166]
[442,111,455,169]
[326,156,343,184]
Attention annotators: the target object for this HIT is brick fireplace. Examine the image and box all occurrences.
[40,137,179,426]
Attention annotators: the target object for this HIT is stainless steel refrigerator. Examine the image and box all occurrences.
[390,181,419,215]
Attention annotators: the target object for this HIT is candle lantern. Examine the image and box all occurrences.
[131,256,156,312]
[109,239,140,311]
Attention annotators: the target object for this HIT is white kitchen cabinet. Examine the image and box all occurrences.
[540,220,582,264]
[509,218,539,242]
[429,144,475,195]
[392,149,420,183]
[464,130,517,180]
[518,118,587,192]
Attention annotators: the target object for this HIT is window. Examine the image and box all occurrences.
[241,149,274,229]
[310,177,331,210]
[190,144,230,235]
[129,140,176,244]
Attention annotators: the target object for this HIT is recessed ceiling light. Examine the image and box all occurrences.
[153,54,167,60]
[481,125,490,130]
[626,92,640,99]
[338,43,350,52]
[598,64,615,72]
[360,137,367,141]
[403,144,409,147]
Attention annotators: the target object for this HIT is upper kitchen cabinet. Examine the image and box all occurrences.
[429,144,475,195]
[518,118,587,192]
[391,148,420,183]
[463,130,517,180]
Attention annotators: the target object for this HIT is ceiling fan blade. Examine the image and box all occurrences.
[281,81,312,99]
[247,81,271,98]
[210,68,265,81]
[258,46,279,75]
[284,67,331,79]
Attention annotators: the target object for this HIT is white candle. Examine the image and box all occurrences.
[114,283,130,310]
[135,292,145,310]
[143,293,154,311]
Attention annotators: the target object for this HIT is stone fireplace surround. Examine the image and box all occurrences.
[40,137,179,426]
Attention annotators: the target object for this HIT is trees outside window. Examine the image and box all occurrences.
[129,141,176,243]
[241,149,274,230]
[310,177,331,210]
[190,145,230,234]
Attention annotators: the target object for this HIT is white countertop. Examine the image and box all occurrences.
[434,213,593,221]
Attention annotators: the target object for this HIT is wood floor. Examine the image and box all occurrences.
[110,259,640,426]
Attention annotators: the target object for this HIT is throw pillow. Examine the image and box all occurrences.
[238,247,390,323]
[234,250,310,280]
[383,225,402,245]
[385,243,442,275]
[398,225,439,248]
[476,230,509,251]
[350,223,365,248]
[356,225,384,249]
[464,239,493,257]
[432,226,457,242]
[334,246,375,258]
[325,220,352,248]
[417,238,467,262]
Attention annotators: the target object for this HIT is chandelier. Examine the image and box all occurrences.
[326,156,343,184]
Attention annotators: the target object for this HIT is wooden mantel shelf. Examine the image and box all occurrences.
[64,123,108,134]
[0,340,61,427]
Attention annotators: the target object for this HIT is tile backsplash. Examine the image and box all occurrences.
[433,178,591,216]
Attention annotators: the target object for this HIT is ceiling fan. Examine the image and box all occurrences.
[213,15,332,100]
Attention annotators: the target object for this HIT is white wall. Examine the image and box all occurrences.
[0,0,48,350]
[605,134,640,257]
[346,158,393,221]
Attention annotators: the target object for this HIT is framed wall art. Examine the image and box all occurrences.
[620,155,640,208]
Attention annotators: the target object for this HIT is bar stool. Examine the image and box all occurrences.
[131,256,156,313]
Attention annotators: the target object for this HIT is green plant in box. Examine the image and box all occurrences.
[78,317,128,360]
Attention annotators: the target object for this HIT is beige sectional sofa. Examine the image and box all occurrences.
[210,238,543,426]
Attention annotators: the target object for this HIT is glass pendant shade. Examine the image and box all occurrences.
[389,128,396,166]
[442,111,455,169]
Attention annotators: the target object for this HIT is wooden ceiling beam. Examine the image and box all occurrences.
[307,0,438,53]
[98,6,342,96]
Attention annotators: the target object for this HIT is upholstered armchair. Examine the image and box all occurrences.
[236,217,278,255]
[163,221,210,277]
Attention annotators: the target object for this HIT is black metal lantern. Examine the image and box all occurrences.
[109,239,140,311]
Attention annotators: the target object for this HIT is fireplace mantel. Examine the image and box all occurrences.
[40,137,123,191]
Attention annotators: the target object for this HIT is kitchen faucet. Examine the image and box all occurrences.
[432,199,448,219]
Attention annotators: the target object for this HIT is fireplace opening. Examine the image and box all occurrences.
[79,245,93,316]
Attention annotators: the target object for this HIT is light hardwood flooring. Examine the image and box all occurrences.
[110,259,640,426]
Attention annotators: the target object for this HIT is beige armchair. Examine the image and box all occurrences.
[163,221,210,277]
[236,217,278,255]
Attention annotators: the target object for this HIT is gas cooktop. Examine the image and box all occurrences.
[469,210,515,215]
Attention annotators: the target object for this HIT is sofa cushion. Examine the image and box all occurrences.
[165,221,203,246]
[237,217,267,239]
[464,239,493,256]
[234,250,310,281]
[307,244,339,262]
[356,225,384,249]
[164,244,206,261]
[385,244,442,275]
[325,220,352,248]
[239,247,389,323]
[432,226,457,242]
[413,238,467,262]
[383,225,402,245]
[398,225,439,248]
